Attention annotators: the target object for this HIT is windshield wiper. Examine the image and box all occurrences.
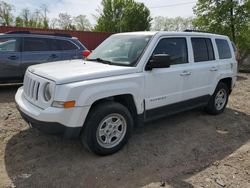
[87,58,113,65]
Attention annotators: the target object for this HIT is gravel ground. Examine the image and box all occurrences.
[0,74,249,188]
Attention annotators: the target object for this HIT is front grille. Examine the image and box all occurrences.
[23,70,55,110]
[23,75,41,101]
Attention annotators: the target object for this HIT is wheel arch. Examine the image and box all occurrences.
[219,77,233,94]
[86,94,140,127]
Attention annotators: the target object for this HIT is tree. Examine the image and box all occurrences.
[74,15,92,31]
[40,4,49,29]
[152,16,194,31]
[0,1,14,26]
[94,0,152,32]
[20,8,31,27]
[15,16,23,27]
[193,0,250,65]
[28,9,42,28]
[16,8,44,28]
[50,18,58,29]
[57,13,74,30]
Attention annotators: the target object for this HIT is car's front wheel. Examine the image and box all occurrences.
[81,102,133,155]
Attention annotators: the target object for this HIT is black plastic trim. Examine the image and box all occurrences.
[145,95,210,121]
[18,108,81,139]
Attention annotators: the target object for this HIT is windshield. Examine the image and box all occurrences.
[87,34,152,66]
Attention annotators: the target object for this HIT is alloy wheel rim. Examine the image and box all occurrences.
[96,113,127,149]
[215,89,227,110]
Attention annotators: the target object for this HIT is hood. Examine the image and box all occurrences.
[28,60,137,84]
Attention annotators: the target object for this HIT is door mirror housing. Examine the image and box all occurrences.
[146,54,171,70]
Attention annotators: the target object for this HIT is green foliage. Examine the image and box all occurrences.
[17,7,50,29]
[94,0,152,32]
[152,16,194,31]
[40,4,49,29]
[0,1,92,31]
[57,13,73,30]
[74,15,92,31]
[15,16,23,27]
[0,1,14,26]
[193,0,250,63]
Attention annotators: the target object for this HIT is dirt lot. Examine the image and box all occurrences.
[0,74,249,188]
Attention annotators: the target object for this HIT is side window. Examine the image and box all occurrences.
[231,41,237,53]
[206,38,215,61]
[216,39,232,59]
[191,38,215,62]
[51,39,61,51]
[153,38,188,65]
[57,40,78,50]
[0,38,17,52]
[23,37,51,52]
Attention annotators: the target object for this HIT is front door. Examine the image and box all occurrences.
[144,37,190,119]
[0,37,21,82]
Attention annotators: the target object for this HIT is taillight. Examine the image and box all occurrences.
[82,50,91,58]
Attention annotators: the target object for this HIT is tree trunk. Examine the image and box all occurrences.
[230,0,236,43]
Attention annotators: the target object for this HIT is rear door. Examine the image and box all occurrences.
[0,37,22,82]
[21,37,61,76]
[181,37,218,101]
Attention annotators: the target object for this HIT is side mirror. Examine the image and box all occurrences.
[145,54,171,70]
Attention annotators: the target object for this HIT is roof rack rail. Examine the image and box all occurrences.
[184,29,205,32]
[184,29,214,34]
[5,31,72,38]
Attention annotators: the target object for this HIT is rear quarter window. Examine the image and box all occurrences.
[56,39,78,50]
[215,39,232,59]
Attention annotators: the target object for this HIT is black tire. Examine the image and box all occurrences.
[206,82,229,115]
[81,101,133,156]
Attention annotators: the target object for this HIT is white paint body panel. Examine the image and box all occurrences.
[15,31,237,128]
[29,60,137,84]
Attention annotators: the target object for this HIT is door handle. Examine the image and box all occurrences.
[49,54,58,59]
[210,67,218,71]
[180,71,191,76]
[8,55,18,60]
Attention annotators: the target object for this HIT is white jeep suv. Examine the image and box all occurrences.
[15,31,237,155]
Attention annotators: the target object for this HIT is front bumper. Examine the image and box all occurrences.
[15,87,90,138]
[18,109,81,138]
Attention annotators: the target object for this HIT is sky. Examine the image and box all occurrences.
[7,0,198,25]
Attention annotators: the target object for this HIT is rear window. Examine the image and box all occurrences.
[191,38,215,62]
[56,40,78,50]
[216,39,232,59]
[23,38,50,52]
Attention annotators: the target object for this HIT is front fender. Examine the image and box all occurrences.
[54,73,145,114]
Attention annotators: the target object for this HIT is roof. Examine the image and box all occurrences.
[114,31,227,38]
[1,31,73,38]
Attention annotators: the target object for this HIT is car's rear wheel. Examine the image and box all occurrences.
[206,82,229,115]
[81,102,133,155]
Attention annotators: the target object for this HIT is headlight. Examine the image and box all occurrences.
[44,83,52,101]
